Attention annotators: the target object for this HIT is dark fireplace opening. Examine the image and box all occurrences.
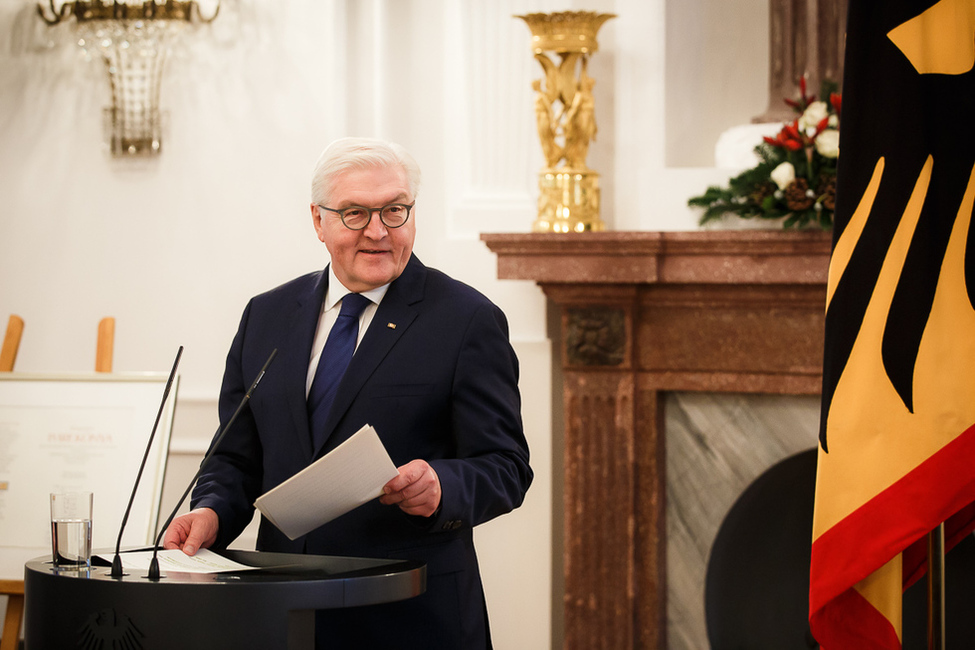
[705,448,975,650]
[704,448,819,649]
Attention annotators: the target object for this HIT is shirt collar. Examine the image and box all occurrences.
[325,265,390,311]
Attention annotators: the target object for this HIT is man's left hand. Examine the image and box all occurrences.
[381,459,441,517]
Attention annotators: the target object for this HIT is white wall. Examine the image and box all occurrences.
[0,0,769,647]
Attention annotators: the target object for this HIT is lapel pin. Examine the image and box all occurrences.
[387,322,397,329]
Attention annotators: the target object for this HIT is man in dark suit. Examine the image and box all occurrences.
[163,137,533,648]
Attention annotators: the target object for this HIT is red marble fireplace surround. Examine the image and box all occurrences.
[480,230,832,650]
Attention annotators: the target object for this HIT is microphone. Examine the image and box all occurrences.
[110,346,183,578]
[146,348,278,580]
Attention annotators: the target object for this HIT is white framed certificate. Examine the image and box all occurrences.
[0,372,177,575]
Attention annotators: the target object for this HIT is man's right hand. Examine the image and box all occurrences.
[162,507,219,556]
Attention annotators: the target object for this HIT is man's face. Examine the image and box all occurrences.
[311,164,416,293]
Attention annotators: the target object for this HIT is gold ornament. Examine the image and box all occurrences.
[516,11,614,232]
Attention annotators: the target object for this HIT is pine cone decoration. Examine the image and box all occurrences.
[785,178,815,211]
[818,174,836,211]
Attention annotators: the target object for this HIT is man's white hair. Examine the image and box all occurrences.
[311,137,421,206]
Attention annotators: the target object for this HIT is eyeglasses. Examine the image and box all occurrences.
[318,202,415,230]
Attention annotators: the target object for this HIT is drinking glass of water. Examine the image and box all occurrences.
[50,492,92,570]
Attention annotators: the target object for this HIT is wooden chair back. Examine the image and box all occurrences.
[0,580,23,650]
[0,315,23,372]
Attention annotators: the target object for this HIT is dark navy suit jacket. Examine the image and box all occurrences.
[191,254,533,649]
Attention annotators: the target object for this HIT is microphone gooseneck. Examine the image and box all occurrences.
[147,348,277,581]
[110,346,183,578]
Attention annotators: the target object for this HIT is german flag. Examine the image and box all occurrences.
[810,0,975,647]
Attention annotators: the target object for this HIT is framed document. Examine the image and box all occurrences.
[0,372,177,574]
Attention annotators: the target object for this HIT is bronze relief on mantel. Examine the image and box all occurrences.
[565,307,625,366]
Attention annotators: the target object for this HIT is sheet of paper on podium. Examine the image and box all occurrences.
[104,548,256,574]
[255,424,398,540]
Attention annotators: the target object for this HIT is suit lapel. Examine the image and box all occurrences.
[284,269,329,460]
[313,255,425,457]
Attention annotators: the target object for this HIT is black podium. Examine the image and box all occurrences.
[24,550,425,649]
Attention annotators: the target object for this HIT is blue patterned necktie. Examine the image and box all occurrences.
[307,293,371,449]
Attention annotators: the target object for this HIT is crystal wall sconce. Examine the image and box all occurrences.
[37,1,219,157]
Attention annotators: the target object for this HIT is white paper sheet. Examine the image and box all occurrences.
[98,548,256,574]
[254,424,399,540]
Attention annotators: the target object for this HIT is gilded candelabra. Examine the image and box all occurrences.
[37,1,219,157]
[516,11,615,233]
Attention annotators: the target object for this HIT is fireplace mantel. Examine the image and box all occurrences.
[481,230,831,650]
